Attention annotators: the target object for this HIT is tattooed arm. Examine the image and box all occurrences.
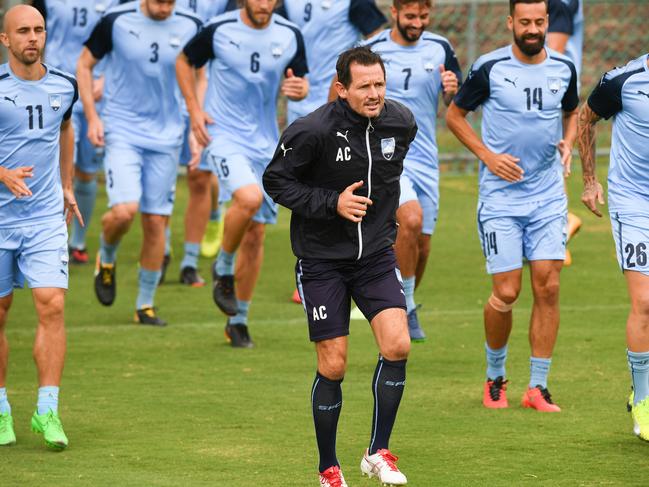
[577,103,605,217]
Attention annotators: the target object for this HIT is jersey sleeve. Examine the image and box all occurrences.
[183,22,218,68]
[561,61,579,112]
[263,121,339,220]
[287,28,308,77]
[548,0,575,35]
[453,61,491,111]
[437,39,463,85]
[348,0,387,37]
[84,13,118,59]
[587,71,625,119]
[63,81,79,121]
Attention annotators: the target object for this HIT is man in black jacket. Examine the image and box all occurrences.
[264,47,416,487]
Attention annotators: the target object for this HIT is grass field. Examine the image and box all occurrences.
[2,165,646,486]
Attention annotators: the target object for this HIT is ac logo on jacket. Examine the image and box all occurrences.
[381,137,395,160]
[335,130,351,162]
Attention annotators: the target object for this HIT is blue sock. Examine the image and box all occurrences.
[181,242,200,270]
[230,300,250,326]
[215,249,235,276]
[99,234,119,265]
[136,268,162,309]
[69,178,97,250]
[164,226,171,257]
[37,386,59,415]
[485,343,508,380]
[0,387,10,414]
[628,350,649,405]
[529,357,552,389]
[403,276,416,313]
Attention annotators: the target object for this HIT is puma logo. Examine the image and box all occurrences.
[504,77,517,87]
[336,130,349,143]
[638,90,649,99]
[280,143,292,157]
[3,95,17,106]
[128,30,140,39]
[229,40,240,49]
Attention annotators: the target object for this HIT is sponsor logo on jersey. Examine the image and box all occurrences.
[637,90,649,99]
[547,77,561,94]
[3,95,17,106]
[49,94,62,112]
[504,77,517,88]
[129,30,140,39]
[381,137,395,160]
[280,143,293,156]
[335,130,349,143]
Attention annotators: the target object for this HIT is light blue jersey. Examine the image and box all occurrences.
[0,63,78,228]
[548,0,583,79]
[84,2,202,151]
[454,45,578,204]
[362,30,461,179]
[175,0,231,22]
[183,10,308,162]
[277,0,385,121]
[587,54,649,213]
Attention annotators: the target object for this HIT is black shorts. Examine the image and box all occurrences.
[295,247,406,342]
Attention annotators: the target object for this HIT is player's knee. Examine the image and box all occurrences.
[233,187,263,217]
[110,205,137,227]
[318,357,347,380]
[141,214,167,235]
[534,279,560,303]
[632,294,649,320]
[36,293,65,325]
[489,286,520,312]
[380,336,411,361]
[188,170,211,194]
[398,210,423,236]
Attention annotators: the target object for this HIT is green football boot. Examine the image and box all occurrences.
[632,396,649,442]
[0,412,16,446]
[31,410,68,450]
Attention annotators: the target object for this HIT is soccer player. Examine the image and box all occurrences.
[31,0,116,264]
[177,0,308,347]
[361,0,461,341]
[0,4,82,449]
[446,0,578,412]
[264,47,416,487]
[547,0,584,265]
[577,55,649,440]
[77,0,202,325]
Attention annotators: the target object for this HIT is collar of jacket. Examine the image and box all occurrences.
[334,98,386,127]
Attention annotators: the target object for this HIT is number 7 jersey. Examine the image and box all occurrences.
[0,64,78,228]
[454,45,578,204]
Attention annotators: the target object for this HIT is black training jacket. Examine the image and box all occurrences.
[263,98,417,261]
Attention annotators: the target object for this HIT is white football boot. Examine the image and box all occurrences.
[360,448,407,485]
[319,465,348,487]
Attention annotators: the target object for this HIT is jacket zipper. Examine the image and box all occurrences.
[358,118,374,260]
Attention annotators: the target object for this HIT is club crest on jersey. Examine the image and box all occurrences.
[271,43,283,59]
[422,57,435,72]
[49,94,62,112]
[547,77,561,94]
[169,34,181,48]
[95,3,107,13]
[381,137,395,160]
[321,0,332,9]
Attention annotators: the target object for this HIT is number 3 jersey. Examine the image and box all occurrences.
[182,10,308,163]
[84,2,202,151]
[0,64,78,228]
[454,45,578,204]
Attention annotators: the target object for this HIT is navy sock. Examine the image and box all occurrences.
[312,372,343,473]
[369,356,407,455]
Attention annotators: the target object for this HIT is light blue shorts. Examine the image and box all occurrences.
[611,212,649,276]
[104,136,180,216]
[203,143,277,225]
[477,197,567,274]
[399,172,439,235]
[0,221,69,297]
[72,110,104,174]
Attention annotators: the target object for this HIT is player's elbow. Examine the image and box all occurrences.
[445,103,463,133]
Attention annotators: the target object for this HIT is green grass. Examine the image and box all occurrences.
[3,165,648,486]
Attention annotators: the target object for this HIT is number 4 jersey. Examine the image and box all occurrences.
[84,2,202,151]
[0,64,78,228]
[454,45,578,204]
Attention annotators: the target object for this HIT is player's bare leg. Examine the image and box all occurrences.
[362,308,409,484]
[213,184,262,317]
[135,214,169,326]
[0,294,12,388]
[624,271,649,439]
[482,269,521,408]
[69,168,97,264]
[180,169,212,286]
[522,259,563,412]
[414,234,431,289]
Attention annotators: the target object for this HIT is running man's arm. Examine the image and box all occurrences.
[577,103,603,216]
[77,48,101,145]
[59,118,83,225]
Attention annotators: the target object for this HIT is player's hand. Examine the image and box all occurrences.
[281,68,309,101]
[63,187,84,226]
[92,76,105,102]
[483,152,523,183]
[581,179,605,217]
[190,109,214,147]
[557,139,572,177]
[337,180,373,223]
[439,65,459,96]
[0,166,33,198]
[187,131,203,171]
[87,116,105,147]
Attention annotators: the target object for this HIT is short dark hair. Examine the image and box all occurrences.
[335,47,385,88]
[509,0,547,14]
[393,0,431,10]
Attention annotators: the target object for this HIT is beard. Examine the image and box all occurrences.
[13,46,42,65]
[245,3,271,27]
[396,17,424,43]
[514,31,545,56]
